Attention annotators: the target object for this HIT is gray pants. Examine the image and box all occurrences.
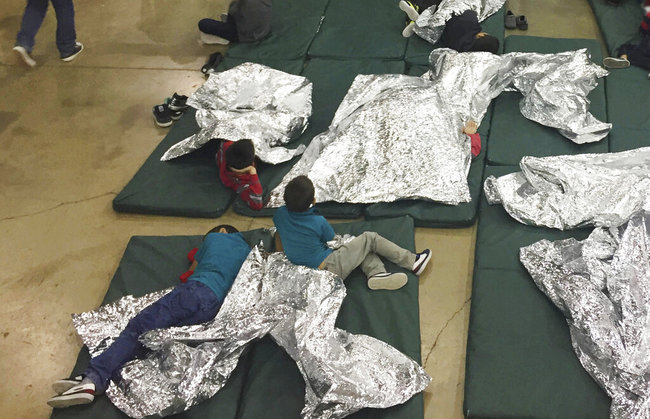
[322,232,416,280]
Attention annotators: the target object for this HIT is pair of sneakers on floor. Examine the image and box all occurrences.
[152,93,189,127]
[367,249,432,290]
[13,42,84,68]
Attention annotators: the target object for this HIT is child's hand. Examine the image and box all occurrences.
[463,120,478,135]
[243,165,257,175]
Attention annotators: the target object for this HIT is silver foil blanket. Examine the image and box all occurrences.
[160,62,312,164]
[520,212,650,418]
[266,49,608,207]
[72,247,430,418]
[484,147,650,229]
[413,0,505,45]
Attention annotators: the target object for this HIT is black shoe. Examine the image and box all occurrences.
[201,52,224,75]
[61,42,84,62]
[153,104,173,127]
[168,93,188,111]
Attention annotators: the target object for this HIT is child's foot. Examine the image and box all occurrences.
[399,0,420,21]
[52,375,84,395]
[367,272,408,290]
[603,56,630,69]
[61,42,84,62]
[12,45,36,67]
[412,249,432,275]
[47,381,95,408]
[402,21,416,38]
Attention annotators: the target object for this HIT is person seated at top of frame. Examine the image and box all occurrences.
[273,176,433,291]
[603,6,650,71]
[198,0,272,45]
[217,139,264,211]
[47,225,251,409]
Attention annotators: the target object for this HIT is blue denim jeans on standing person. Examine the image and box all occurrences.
[84,281,221,393]
[15,0,77,56]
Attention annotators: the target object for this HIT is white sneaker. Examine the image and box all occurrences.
[399,0,420,21]
[200,31,230,45]
[402,21,416,38]
[412,249,432,275]
[52,375,83,395]
[367,272,408,290]
[13,46,36,67]
[47,382,95,408]
[603,56,630,69]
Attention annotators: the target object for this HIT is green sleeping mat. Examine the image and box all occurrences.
[486,36,609,166]
[604,65,650,151]
[225,0,330,60]
[112,109,235,218]
[463,165,611,418]
[231,58,406,219]
[307,0,408,59]
[52,217,424,419]
[587,0,644,55]
[404,8,506,66]
[217,56,305,74]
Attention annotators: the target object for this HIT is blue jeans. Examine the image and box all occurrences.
[84,281,221,393]
[15,0,77,56]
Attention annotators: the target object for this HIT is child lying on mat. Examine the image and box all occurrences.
[47,225,251,409]
[217,138,264,210]
[198,0,272,46]
[273,176,433,291]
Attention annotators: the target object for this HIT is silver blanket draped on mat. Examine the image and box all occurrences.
[160,63,312,164]
[520,212,650,418]
[484,147,650,230]
[266,48,609,207]
[413,0,505,45]
[72,247,431,418]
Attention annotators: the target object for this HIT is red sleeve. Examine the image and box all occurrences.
[236,173,264,210]
[468,133,481,157]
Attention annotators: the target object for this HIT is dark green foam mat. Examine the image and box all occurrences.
[232,58,406,219]
[225,0,330,60]
[113,109,235,218]
[487,36,609,166]
[237,216,424,419]
[587,0,644,55]
[51,229,273,419]
[308,0,408,59]
[52,218,424,418]
[404,8,505,66]
[464,165,610,418]
[217,56,305,74]
[605,65,650,151]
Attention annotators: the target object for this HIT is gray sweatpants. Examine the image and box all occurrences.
[322,232,416,280]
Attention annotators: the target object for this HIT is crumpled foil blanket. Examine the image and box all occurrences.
[520,212,650,418]
[72,247,431,418]
[160,62,312,164]
[413,0,505,45]
[266,48,609,207]
[484,147,650,229]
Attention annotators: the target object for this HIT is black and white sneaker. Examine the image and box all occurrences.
[201,52,224,75]
[47,382,95,408]
[412,249,432,275]
[367,272,408,290]
[52,375,83,395]
[153,104,173,127]
[168,93,189,111]
[61,42,84,62]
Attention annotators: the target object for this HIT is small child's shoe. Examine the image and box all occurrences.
[603,56,630,69]
[402,21,416,38]
[412,249,432,275]
[47,381,95,408]
[168,93,189,112]
[399,0,420,21]
[367,272,408,290]
[153,104,173,127]
[52,376,83,395]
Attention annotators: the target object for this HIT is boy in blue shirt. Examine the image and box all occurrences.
[273,176,432,291]
[47,225,251,409]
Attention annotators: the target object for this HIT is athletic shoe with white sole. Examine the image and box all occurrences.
[47,382,95,408]
[153,104,173,127]
[200,31,230,45]
[367,272,408,290]
[399,0,420,21]
[61,42,84,62]
[412,249,432,275]
[603,56,630,69]
[52,375,83,395]
[402,21,416,37]
[168,93,189,111]
[13,45,36,67]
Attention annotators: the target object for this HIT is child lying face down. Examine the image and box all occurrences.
[217,138,264,210]
[47,225,250,409]
[273,176,433,291]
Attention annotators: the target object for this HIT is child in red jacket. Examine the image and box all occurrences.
[216,139,264,210]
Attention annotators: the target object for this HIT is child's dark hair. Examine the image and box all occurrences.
[204,224,239,240]
[284,175,315,212]
[470,34,499,54]
[225,139,255,170]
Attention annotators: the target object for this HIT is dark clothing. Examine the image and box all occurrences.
[217,141,264,210]
[198,14,239,42]
[15,0,77,56]
[619,34,650,70]
[641,11,650,35]
[228,0,272,43]
[441,10,481,52]
[412,0,441,12]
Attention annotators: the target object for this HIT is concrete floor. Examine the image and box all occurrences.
[0,0,603,418]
